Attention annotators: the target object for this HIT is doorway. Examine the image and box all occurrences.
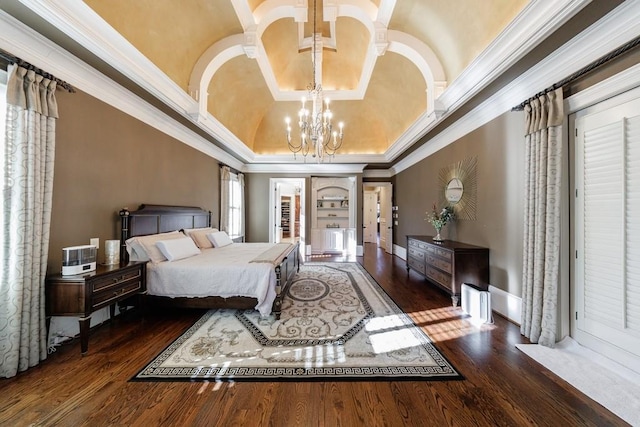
[362,182,393,254]
[269,178,305,257]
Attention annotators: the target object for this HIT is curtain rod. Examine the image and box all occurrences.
[0,50,75,93]
[511,36,640,111]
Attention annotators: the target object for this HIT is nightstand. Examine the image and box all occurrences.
[45,261,147,354]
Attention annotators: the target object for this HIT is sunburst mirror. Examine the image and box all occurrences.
[438,157,477,220]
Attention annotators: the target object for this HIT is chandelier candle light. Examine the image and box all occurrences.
[285,0,344,162]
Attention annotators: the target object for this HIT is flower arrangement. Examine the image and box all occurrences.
[426,204,454,240]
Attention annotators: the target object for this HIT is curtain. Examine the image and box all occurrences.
[220,165,230,233]
[0,65,58,377]
[520,88,563,347]
[238,172,245,238]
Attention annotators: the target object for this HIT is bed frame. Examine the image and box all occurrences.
[119,204,300,318]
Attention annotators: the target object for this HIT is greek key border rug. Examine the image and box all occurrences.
[132,262,462,382]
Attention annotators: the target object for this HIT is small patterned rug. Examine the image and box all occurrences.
[132,262,462,381]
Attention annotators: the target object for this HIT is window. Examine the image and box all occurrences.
[227,172,243,239]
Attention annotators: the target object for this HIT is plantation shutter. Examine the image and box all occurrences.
[626,115,640,332]
[576,100,640,358]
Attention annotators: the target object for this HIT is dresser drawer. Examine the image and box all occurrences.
[409,239,428,250]
[427,254,452,274]
[426,265,452,291]
[407,256,425,273]
[91,267,142,293]
[408,247,425,260]
[92,280,143,310]
[434,247,452,262]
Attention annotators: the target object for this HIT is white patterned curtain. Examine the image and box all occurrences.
[0,65,58,377]
[220,165,230,233]
[238,172,245,238]
[520,88,563,347]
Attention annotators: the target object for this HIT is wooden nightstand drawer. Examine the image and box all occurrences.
[92,280,143,310]
[91,268,142,293]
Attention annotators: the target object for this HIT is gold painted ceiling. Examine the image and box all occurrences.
[82,0,527,158]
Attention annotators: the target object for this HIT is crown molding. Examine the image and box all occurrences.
[436,0,592,112]
[362,169,394,179]
[252,152,386,165]
[0,10,245,171]
[566,63,640,114]
[243,163,368,174]
[384,0,591,163]
[392,0,640,174]
[11,0,632,180]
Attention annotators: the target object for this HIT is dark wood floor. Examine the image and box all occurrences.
[0,243,627,426]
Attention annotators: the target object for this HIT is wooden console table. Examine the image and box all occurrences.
[45,261,147,354]
[406,236,489,306]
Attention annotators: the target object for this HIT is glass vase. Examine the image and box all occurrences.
[433,227,443,241]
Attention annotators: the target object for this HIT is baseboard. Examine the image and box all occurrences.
[394,244,407,260]
[489,285,522,325]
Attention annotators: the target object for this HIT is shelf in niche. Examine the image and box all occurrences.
[317,207,348,210]
[318,216,349,219]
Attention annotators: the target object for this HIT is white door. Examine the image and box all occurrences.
[381,184,393,254]
[573,92,640,372]
[274,184,282,243]
[363,191,377,243]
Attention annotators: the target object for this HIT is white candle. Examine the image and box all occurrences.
[105,240,120,265]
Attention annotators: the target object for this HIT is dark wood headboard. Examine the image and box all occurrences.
[119,204,211,263]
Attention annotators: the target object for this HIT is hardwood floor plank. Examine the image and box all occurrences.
[0,243,628,426]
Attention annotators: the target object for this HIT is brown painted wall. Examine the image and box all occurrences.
[48,89,219,274]
[395,111,525,296]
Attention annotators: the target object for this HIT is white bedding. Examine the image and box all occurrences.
[146,243,279,316]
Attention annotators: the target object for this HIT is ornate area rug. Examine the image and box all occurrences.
[133,262,462,382]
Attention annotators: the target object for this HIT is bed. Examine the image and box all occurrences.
[119,204,300,318]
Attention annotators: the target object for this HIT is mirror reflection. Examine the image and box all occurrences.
[446,178,464,204]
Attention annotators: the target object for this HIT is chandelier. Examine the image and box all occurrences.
[285,0,344,161]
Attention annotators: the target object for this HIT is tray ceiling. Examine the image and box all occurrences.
[82,0,527,157]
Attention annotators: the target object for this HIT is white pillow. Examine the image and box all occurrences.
[125,237,149,262]
[155,237,201,261]
[132,231,185,263]
[183,227,219,249]
[207,231,234,248]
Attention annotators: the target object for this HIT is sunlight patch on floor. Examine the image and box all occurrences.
[368,328,424,354]
[365,313,412,332]
[406,306,496,342]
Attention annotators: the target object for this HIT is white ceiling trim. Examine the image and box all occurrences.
[385,0,594,163]
[244,162,368,174]
[0,10,245,171]
[437,0,592,111]
[17,0,257,165]
[188,34,246,112]
[392,0,640,175]
[12,0,604,172]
